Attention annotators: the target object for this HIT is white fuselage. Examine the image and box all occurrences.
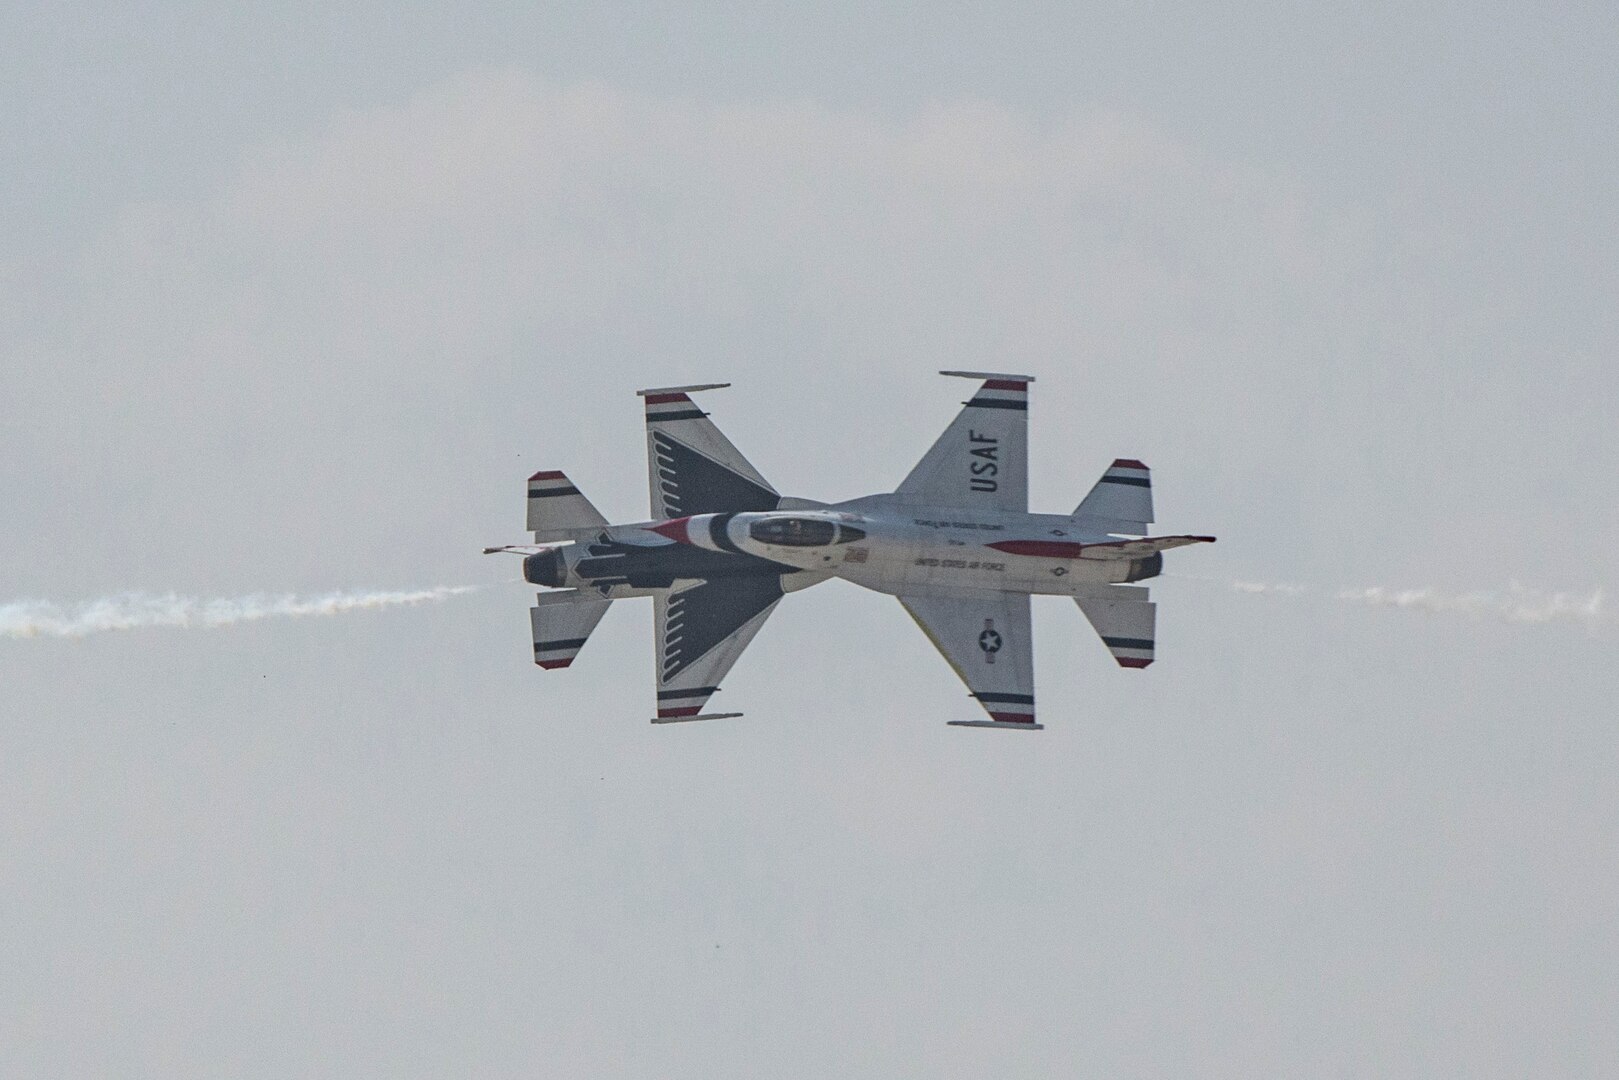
[559,495,1157,599]
[754,503,1148,596]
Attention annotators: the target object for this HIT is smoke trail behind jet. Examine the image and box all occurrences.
[1334,583,1606,626]
[1230,580,1310,597]
[1181,575,1610,631]
[1,585,482,640]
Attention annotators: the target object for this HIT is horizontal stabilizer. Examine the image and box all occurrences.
[530,589,612,669]
[1075,590,1156,668]
[527,471,609,542]
[1073,459,1153,534]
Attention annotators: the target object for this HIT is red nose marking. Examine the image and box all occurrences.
[649,517,693,544]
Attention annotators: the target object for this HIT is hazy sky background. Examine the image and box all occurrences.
[4,5,1616,1076]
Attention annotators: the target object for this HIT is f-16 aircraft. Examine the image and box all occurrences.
[486,372,1214,729]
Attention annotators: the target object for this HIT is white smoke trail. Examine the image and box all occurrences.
[1,585,482,640]
[1230,579,1310,597]
[1334,583,1606,627]
[1176,574,1610,631]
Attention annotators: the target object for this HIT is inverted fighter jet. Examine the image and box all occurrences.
[486,373,1214,729]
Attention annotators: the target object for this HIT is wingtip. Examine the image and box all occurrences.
[636,382,731,397]
[939,369,1037,382]
[650,711,745,724]
[947,720,1046,731]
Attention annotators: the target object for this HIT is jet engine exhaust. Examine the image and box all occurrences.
[522,549,567,588]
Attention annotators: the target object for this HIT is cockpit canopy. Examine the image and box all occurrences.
[748,516,866,547]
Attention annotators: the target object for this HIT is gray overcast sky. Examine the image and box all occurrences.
[3,4,1616,1077]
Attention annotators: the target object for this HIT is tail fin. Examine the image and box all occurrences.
[527,470,609,543]
[530,589,612,669]
[1073,459,1153,535]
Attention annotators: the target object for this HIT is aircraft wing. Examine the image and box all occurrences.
[651,575,785,722]
[893,371,1032,514]
[639,384,781,518]
[898,591,1040,729]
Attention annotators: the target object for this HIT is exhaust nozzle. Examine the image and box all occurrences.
[523,549,567,588]
[1125,552,1163,582]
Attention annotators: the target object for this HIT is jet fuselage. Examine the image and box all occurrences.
[524,503,1162,600]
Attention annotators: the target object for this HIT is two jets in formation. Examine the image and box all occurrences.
[486,372,1213,730]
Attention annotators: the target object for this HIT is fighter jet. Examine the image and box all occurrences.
[485,372,1214,729]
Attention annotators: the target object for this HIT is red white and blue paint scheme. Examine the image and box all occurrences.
[485,372,1213,730]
